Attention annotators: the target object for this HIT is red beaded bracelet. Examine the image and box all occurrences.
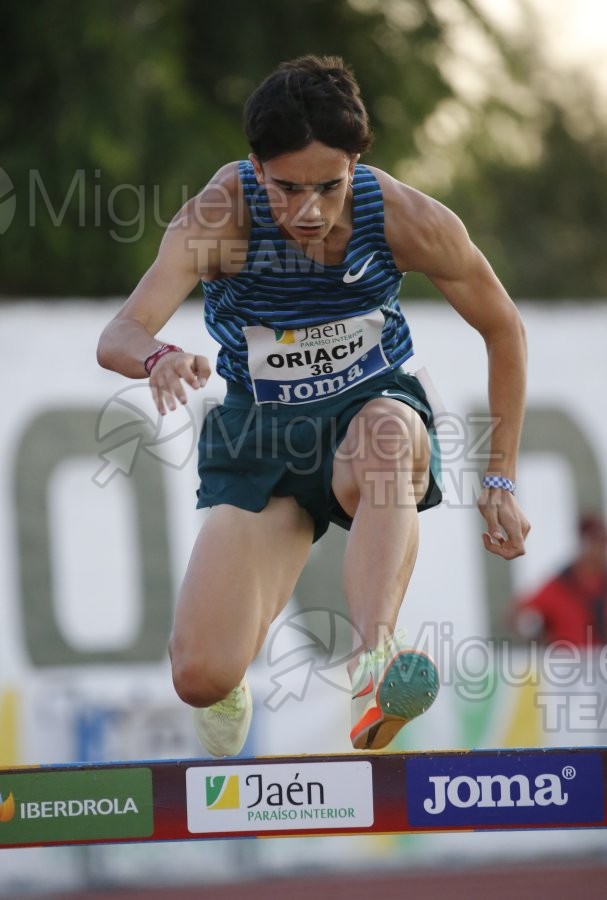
[143,343,184,375]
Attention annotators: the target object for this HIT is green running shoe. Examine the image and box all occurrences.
[350,632,439,750]
[193,679,253,758]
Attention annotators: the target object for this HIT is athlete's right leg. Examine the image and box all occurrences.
[169,496,314,709]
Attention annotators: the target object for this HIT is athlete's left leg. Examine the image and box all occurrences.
[331,397,439,748]
[332,396,430,654]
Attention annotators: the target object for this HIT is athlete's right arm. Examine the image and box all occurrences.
[97,163,243,414]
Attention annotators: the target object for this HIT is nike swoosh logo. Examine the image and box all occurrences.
[353,674,375,699]
[381,389,414,403]
[343,252,376,284]
[382,389,431,417]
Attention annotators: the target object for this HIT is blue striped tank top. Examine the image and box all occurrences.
[202,160,413,401]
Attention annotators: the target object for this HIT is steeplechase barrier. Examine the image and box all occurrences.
[1,747,606,848]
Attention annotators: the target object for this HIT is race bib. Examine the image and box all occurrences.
[244,310,390,404]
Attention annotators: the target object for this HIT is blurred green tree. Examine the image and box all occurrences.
[443,89,607,300]
[1,0,605,299]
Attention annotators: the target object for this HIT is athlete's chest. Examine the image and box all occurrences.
[298,226,353,267]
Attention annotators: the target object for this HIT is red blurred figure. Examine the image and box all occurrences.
[517,515,607,646]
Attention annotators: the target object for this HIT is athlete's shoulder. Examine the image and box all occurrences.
[365,164,471,276]
[157,162,248,279]
[163,161,248,252]
[191,161,244,229]
[366,164,459,236]
[204,160,243,198]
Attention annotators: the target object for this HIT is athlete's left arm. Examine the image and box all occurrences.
[382,176,530,559]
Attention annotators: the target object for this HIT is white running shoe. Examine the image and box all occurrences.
[192,679,253,758]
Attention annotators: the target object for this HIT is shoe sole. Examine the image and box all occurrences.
[350,649,439,751]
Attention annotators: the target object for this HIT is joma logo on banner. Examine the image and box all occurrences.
[406,753,605,828]
[423,770,570,815]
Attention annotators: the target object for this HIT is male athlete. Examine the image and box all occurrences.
[98,56,530,757]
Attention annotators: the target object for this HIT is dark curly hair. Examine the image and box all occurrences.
[243,55,373,161]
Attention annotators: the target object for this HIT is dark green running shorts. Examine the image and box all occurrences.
[196,368,442,542]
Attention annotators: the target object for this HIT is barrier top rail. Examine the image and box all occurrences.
[1,747,606,849]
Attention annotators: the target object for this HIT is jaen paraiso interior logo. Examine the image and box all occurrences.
[205,774,240,810]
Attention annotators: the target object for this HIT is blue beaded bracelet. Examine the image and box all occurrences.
[483,475,516,494]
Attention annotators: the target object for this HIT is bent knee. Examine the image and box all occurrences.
[332,400,431,514]
[169,640,246,708]
[341,400,430,471]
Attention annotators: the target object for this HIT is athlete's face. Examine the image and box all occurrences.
[250,142,359,244]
